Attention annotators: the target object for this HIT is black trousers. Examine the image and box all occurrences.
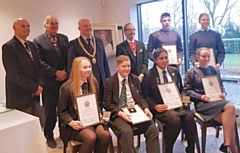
[42,83,61,140]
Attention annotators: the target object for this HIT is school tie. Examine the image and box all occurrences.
[162,70,168,83]
[82,82,88,94]
[24,42,33,61]
[118,79,127,108]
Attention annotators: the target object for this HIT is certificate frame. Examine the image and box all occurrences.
[162,44,178,65]
[202,76,223,102]
[76,93,100,127]
[157,82,183,110]
[121,104,151,125]
[208,48,216,67]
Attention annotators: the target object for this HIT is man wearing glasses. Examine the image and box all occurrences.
[116,23,148,82]
[146,12,183,67]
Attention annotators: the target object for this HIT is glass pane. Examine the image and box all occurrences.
[187,0,240,106]
[140,0,183,73]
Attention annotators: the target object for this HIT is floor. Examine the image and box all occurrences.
[46,124,239,153]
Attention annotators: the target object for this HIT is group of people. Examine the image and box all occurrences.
[1,12,237,153]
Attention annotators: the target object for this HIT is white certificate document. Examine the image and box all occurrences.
[162,44,178,65]
[157,82,183,110]
[76,93,100,127]
[122,105,151,125]
[202,76,223,102]
[208,48,216,67]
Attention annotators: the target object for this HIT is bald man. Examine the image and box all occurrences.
[2,18,50,116]
[68,18,111,108]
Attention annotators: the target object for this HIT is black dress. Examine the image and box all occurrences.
[184,66,229,121]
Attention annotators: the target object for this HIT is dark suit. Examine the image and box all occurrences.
[116,40,148,76]
[2,36,48,111]
[141,65,196,153]
[68,36,111,105]
[33,32,68,140]
[104,73,160,153]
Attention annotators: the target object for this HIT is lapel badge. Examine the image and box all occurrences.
[139,49,142,52]
[172,73,175,76]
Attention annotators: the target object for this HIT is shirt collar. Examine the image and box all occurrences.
[46,32,57,38]
[117,73,128,83]
[126,39,135,44]
[80,80,88,86]
[200,28,209,32]
[156,66,168,73]
[81,35,92,41]
[15,35,26,46]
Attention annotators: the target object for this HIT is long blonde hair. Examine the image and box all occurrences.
[69,57,96,98]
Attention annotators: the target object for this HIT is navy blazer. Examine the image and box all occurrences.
[116,40,148,76]
[2,36,49,109]
[67,36,111,85]
[103,73,149,120]
[33,32,69,87]
[141,65,183,112]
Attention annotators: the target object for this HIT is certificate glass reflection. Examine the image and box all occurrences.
[202,76,222,102]
[76,93,100,127]
[157,82,182,110]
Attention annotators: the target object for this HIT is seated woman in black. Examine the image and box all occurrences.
[58,57,110,153]
[141,48,196,153]
[184,47,237,153]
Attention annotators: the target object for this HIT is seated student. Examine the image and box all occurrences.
[58,57,110,153]
[103,55,160,153]
[141,48,196,153]
[184,47,238,153]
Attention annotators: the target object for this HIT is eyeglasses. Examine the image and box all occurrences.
[125,29,136,32]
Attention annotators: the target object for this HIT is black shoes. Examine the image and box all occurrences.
[47,138,57,148]
[219,143,232,153]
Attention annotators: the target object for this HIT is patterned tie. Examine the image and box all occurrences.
[86,38,94,52]
[82,82,88,94]
[24,42,33,60]
[162,70,168,83]
[118,79,127,108]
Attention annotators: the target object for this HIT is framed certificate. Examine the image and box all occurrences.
[76,93,100,127]
[202,76,223,102]
[162,44,178,65]
[208,48,216,67]
[121,104,151,125]
[157,82,183,110]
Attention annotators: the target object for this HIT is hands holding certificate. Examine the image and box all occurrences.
[68,120,83,130]
[154,104,168,113]
[201,92,226,102]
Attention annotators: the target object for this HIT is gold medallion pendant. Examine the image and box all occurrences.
[92,57,97,64]
[78,36,97,64]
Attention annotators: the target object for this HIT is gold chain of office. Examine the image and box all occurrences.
[78,36,97,64]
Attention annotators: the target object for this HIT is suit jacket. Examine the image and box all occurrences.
[58,78,99,146]
[103,73,149,120]
[68,36,111,85]
[116,40,148,76]
[2,36,49,109]
[33,32,68,87]
[141,65,183,113]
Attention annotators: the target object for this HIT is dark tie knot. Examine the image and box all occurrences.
[162,70,166,75]
[122,79,126,85]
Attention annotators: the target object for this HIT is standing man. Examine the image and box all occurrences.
[2,18,46,117]
[116,23,148,82]
[33,15,68,148]
[103,55,160,153]
[147,12,183,66]
[68,18,111,108]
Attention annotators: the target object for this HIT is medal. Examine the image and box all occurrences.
[92,57,96,64]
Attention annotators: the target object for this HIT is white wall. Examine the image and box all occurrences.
[0,0,152,102]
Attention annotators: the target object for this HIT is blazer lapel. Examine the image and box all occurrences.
[113,74,120,104]
[123,40,135,61]
[167,66,177,81]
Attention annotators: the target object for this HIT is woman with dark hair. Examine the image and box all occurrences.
[184,47,237,153]
[58,56,110,153]
[189,13,225,70]
[142,48,196,153]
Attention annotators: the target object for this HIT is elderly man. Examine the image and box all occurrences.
[33,15,68,148]
[116,23,148,82]
[2,18,47,117]
[147,12,183,67]
[68,18,111,108]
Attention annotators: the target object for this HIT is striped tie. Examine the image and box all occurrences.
[118,79,127,108]
[162,70,168,83]
[82,82,88,94]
